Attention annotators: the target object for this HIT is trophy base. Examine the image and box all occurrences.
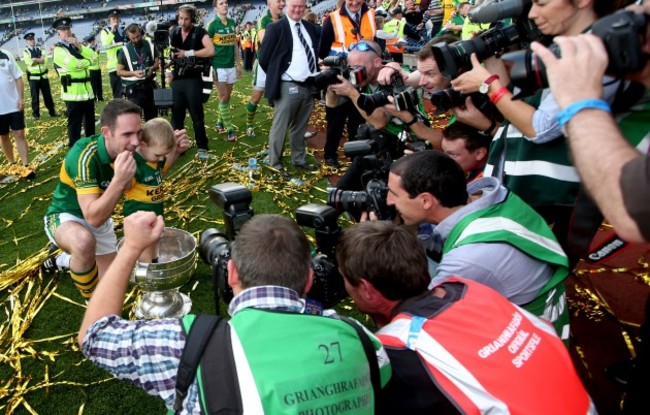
[134,290,192,319]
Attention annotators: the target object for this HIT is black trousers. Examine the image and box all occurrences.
[324,100,365,161]
[123,83,157,121]
[109,71,122,99]
[171,77,208,150]
[90,69,104,101]
[65,99,95,147]
[29,77,56,117]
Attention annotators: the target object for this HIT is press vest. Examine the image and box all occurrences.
[119,39,156,87]
[23,47,48,79]
[442,190,571,341]
[329,8,376,55]
[53,42,95,101]
[377,279,595,415]
[101,26,125,73]
[383,19,405,54]
[180,309,389,414]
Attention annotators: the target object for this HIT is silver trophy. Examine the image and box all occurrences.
[121,227,197,319]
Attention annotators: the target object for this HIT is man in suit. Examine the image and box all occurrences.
[259,0,320,178]
[22,33,59,120]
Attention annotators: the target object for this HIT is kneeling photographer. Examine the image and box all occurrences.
[117,23,160,121]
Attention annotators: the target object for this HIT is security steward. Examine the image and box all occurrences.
[22,32,58,120]
[83,34,104,102]
[117,23,159,121]
[52,17,96,148]
[319,0,377,169]
[101,9,126,99]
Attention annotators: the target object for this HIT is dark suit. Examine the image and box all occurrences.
[259,17,320,170]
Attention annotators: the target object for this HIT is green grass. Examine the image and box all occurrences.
[0,63,366,415]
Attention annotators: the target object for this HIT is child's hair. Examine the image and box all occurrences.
[141,118,176,151]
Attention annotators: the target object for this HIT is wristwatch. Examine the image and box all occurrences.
[479,74,500,94]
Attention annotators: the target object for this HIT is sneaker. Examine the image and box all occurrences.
[197,149,209,160]
[21,164,36,179]
[227,131,237,142]
[215,122,226,134]
[304,131,316,139]
[41,244,69,274]
[246,127,256,137]
[274,167,291,181]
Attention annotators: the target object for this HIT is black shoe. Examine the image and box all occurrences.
[50,112,60,117]
[294,163,317,172]
[275,167,291,180]
[41,244,68,275]
[325,159,341,169]
[33,115,40,120]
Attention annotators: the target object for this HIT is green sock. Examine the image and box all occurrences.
[219,101,233,132]
[70,263,98,299]
[246,101,257,128]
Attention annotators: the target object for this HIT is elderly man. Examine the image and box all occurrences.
[78,213,390,413]
[259,0,320,178]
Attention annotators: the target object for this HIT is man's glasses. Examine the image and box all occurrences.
[349,41,380,57]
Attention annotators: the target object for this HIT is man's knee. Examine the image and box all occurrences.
[55,222,96,257]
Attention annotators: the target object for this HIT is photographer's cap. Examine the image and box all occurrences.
[23,32,35,40]
[52,17,72,30]
[391,7,403,16]
[108,9,121,19]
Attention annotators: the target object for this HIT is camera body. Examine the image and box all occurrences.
[308,55,367,90]
[430,87,503,122]
[504,10,649,95]
[199,183,255,308]
[153,23,170,49]
[295,204,348,309]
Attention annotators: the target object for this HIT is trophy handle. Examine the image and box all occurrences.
[133,263,150,284]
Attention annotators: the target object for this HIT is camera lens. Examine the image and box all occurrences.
[199,229,230,266]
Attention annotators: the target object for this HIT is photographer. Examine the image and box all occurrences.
[337,220,594,414]
[169,4,215,160]
[78,213,390,414]
[448,0,624,257]
[117,23,159,121]
[319,0,377,169]
[384,150,571,341]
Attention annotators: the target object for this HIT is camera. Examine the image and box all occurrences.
[504,10,649,95]
[326,139,395,220]
[430,87,503,123]
[431,1,547,78]
[295,204,348,309]
[153,23,170,49]
[357,72,419,115]
[199,183,254,309]
[307,55,367,90]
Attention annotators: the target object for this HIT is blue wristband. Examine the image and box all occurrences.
[557,99,611,128]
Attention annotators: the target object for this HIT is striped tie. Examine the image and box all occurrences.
[295,23,316,74]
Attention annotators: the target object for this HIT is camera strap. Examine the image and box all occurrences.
[338,316,381,409]
[174,313,242,414]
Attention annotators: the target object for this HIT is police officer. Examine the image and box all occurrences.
[22,32,58,120]
[52,17,96,147]
[101,9,126,99]
[83,34,104,102]
[117,23,159,121]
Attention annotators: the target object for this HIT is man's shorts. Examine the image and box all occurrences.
[252,60,266,91]
[44,213,118,255]
[215,67,236,84]
[0,111,26,135]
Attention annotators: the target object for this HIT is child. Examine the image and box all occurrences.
[123,117,177,262]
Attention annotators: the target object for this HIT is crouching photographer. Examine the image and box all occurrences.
[117,23,160,121]
[79,208,391,414]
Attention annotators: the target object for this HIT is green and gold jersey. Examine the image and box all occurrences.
[123,152,169,217]
[46,134,114,218]
[208,17,237,69]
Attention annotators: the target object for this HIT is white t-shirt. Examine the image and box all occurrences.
[0,49,23,115]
